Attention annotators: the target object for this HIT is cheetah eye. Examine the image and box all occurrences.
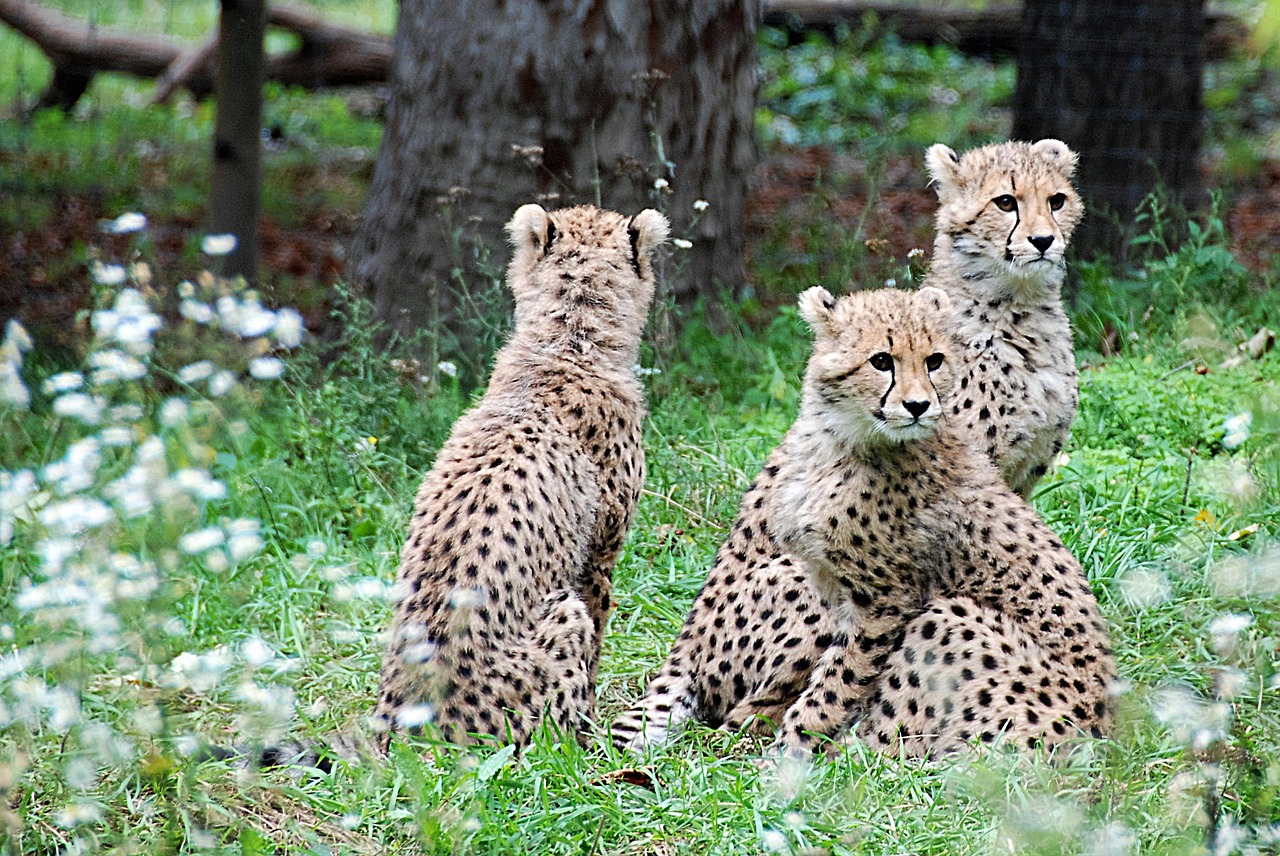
[925,353,944,372]
[1048,193,1067,211]
[992,195,1017,213]
[869,352,893,372]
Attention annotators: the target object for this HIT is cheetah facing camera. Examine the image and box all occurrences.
[374,203,669,748]
[925,138,1083,498]
[611,139,1086,754]
[769,286,1114,757]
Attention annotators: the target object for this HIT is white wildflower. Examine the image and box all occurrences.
[653,178,670,191]
[90,261,127,286]
[37,497,113,534]
[907,247,925,259]
[177,280,196,299]
[167,647,233,693]
[1151,684,1230,750]
[110,403,144,423]
[104,212,147,234]
[436,360,459,379]
[38,538,77,573]
[1208,613,1253,636]
[216,294,276,338]
[178,360,215,384]
[92,289,162,354]
[672,238,693,250]
[1116,568,1171,610]
[692,199,709,212]
[0,469,38,545]
[179,299,216,324]
[159,397,189,427]
[208,370,237,397]
[0,357,31,401]
[55,801,102,828]
[88,349,147,384]
[248,357,285,380]
[1221,412,1251,449]
[272,308,305,348]
[201,233,238,256]
[52,392,104,425]
[240,637,276,668]
[42,372,84,395]
[100,425,133,447]
[225,519,262,562]
[884,277,897,288]
[179,527,224,554]
[395,703,435,729]
[760,829,788,852]
[172,468,227,502]
[307,539,327,558]
[43,437,102,495]
[0,362,29,410]
[4,319,32,352]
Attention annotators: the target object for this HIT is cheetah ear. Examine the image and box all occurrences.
[507,203,551,257]
[925,143,963,193]
[797,286,839,339]
[916,286,952,317]
[1032,139,1078,178]
[628,209,670,273]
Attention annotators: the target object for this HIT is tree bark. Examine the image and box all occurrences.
[207,0,266,280]
[1012,0,1206,261]
[349,0,761,351]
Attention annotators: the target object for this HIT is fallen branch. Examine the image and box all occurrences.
[0,0,391,110]
[762,1,1247,61]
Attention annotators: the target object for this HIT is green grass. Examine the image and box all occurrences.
[4,4,1280,853]
[2,231,1280,853]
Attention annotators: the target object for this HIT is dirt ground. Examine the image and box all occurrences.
[3,145,1277,354]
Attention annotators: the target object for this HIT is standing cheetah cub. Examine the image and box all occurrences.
[925,138,1083,497]
[771,286,1114,758]
[375,203,669,748]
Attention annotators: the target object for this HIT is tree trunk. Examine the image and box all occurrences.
[350,0,761,353]
[1012,0,1205,262]
[207,0,266,280]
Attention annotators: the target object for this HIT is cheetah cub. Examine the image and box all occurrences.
[925,138,1084,497]
[375,203,669,748]
[611,140,1084,754]
[771,286,1114,758]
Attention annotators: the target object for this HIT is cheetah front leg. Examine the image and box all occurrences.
[774,607,906,757]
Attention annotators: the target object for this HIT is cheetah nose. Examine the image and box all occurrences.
[904,399,930,418]
[1029,235,1055,254]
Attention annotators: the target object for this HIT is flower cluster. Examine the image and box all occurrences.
[0,228,314,844]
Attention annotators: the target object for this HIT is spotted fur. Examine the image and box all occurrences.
[374,203,669,748]
[771,287,1114,758]
[610,141,1086,754]
[925,138,1083,497]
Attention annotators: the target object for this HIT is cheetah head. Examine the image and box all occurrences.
[926,139,1084,287]
[505,203,669,356]
[797,286,955,446]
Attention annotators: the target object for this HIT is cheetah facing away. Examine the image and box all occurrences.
[610,139,1085,754]
[770,286,1114,758]
[375,203,669,748]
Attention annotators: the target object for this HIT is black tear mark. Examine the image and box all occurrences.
[628,219,642,279]
[1005,193,1021,261]
[1010,174,1017,193]
[879,361,896,413]
[544,220,557,257]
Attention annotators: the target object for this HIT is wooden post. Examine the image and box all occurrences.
[207,0,266,280]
